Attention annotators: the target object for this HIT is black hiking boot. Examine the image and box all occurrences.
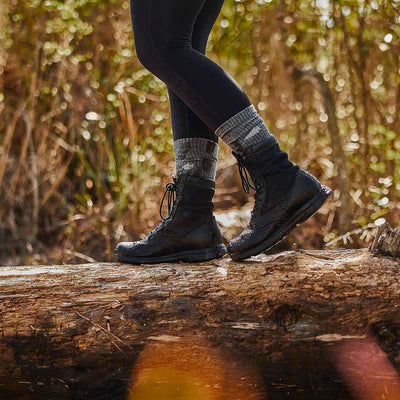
[227,142,332,261]
[114,174,226,264]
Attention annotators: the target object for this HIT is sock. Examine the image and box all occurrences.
[214,104,277,153]
[214,104,294,174]
[173,138,218,181]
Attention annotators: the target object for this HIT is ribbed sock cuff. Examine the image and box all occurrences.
[174,138,218,181]
[214,104,277,154]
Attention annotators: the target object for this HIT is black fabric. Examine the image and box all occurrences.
[254,143,295,176]
[130,0,252,140]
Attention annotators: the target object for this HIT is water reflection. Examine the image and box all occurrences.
[127,334,265,400]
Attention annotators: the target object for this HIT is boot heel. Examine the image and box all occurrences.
[291,185,332,226]
[180,243,227,263]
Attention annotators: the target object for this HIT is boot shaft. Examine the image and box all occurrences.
[157,174,223,250]
[173,174,215,215]
[233,142,297,197]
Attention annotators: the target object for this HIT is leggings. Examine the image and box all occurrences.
[130,0,252,142]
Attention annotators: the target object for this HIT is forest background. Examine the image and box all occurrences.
[0,0,399,266]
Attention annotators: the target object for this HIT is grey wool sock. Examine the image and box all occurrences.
[173,138,218,181]
[214,104,277,154]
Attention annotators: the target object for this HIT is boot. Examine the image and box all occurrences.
[227,141,332,261]
[114,174,226,264]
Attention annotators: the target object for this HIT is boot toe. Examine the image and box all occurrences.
[114,241,151,257]
[228,222,276,258]
[114,241,136,256]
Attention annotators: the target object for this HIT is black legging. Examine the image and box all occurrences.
[130,0,252,143]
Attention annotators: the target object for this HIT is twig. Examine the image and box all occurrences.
[76,312,133,355]
[325,223,376,247]
[64,249,97,263]
[0,103,25,190]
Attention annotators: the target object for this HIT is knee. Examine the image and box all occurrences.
[135,38,178,80]
[135,32,190,72]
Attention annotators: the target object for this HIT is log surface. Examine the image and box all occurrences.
[1,249,400,399]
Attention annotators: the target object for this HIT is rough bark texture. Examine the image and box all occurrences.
[1,249,400,399]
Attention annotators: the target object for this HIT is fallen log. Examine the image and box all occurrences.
[1,248,400,399]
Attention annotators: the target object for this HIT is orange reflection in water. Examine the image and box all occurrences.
[127,335,264,400]
[334,337,400,400]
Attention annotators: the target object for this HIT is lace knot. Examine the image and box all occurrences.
[159,182,177,220]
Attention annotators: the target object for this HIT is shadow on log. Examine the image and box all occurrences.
[1,248,400,399]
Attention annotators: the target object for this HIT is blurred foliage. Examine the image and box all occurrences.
[0,0,399,265]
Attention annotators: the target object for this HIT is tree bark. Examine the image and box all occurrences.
[1,249,400,399]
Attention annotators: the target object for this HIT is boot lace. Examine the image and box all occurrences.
[233,152,266,225]
[233,151,256,194]
[159,182,177,221]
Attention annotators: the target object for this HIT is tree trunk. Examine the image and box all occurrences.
[1,249,400,399]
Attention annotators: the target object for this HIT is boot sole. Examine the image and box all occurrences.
[229,185,332,261]
[115,243,227,265]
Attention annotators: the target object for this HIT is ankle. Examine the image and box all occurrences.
[174,138,218,181]
[214,104,277,154]
[177,174,215,213]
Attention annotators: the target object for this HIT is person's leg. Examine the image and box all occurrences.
[168,0,223,143]
[169,0,224,181]
[124,0,331,262]
[115,0,230,264]
[130,0,278,178]
[130,0,251,131]
[129,0,289,172]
